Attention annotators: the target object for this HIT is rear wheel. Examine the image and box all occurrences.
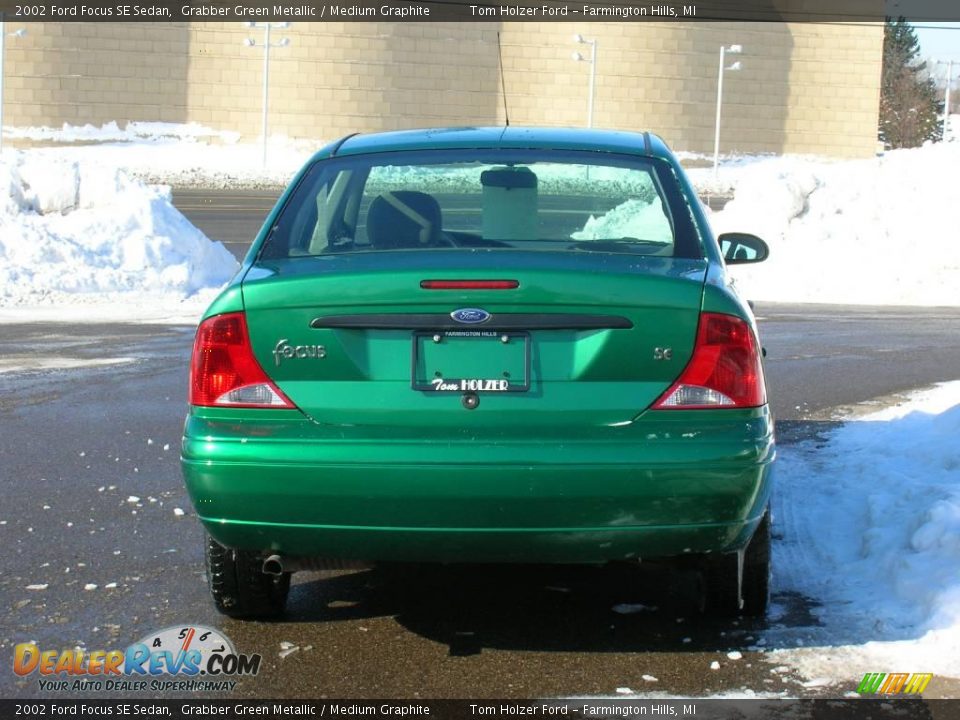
[704,510,770,617]
[206,534,290,619]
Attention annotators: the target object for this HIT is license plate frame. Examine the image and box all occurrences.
[411,330,531,393]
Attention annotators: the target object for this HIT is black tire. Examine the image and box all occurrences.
[206,534,290,619]
[740,510,771,616]
[704,510,771,617]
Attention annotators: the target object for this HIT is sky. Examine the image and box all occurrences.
[914,22,960,72]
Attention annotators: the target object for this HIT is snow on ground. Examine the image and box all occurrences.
[0,123,959,693]
[698,143,960,306]
[3,120,241,145]
[572,196,673,245]
[769,380,960,679]
[3,122,314,189]
[0,152,238,319]
[2,121,959,321]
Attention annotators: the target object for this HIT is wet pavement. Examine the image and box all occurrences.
[2,306,960,699]
[3,191,960,699]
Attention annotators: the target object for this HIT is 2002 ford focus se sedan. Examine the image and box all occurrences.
[181,127,775,620]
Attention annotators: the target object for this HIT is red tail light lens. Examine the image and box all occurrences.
[653,312,766,410]
[189,312,294,408]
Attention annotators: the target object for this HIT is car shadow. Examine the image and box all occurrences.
[267,419,850,656]
[264,417,857,655]
[250,412,944,659]
[280,560,819,656]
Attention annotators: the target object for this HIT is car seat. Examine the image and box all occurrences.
[366,191,444,249]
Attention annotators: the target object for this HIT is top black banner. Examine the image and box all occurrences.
[0,0,959,23]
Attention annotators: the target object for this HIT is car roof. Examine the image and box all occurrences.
[313,127,674,162]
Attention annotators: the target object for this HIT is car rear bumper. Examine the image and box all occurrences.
[181,407,775,564]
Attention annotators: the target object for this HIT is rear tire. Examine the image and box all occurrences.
[704,510,770,617]
[206,534,290,619]
[740,510,771,616]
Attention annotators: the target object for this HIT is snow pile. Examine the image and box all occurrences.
[6,122,315,189]
[0,162,27,215]
[772,381,960,677]
[710,143,960,305]
[0,154,238,309]
[5,121,960,308]
[17,156,82,215]
[4,120,241,145]
[571,197,673,245]
[679,152,783,196]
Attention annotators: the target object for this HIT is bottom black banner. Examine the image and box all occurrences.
[1,699,955,720]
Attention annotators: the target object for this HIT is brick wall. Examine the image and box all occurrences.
[1,20,883,158]
[2,23,190,125]
[498,21,882,157]
[184,22,502,139]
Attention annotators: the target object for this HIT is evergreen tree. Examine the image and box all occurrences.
[879,18,942,147]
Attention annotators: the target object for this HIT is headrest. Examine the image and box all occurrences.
[367,191,442,249]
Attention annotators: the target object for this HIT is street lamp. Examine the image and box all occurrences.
[713,44,743,177]
[572,33,598,128]
[935,59,956,141]
[0,15,27,155]
[242,22,291,166]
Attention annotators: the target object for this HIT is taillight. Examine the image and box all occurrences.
[189,312,294,408]
[420,279,519,290]
[653,312,766,410]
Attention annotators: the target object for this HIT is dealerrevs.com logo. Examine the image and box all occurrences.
[13,625,260,692]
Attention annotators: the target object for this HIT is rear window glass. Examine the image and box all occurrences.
[259,150,700,260]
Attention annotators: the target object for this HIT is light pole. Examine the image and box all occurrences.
[243,22,290,166]
[572,34,598,128]
[713,44,743,177]
[0,15,27,155]
[935,59,955,141]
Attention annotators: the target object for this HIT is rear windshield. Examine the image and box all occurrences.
[259,149,701,260]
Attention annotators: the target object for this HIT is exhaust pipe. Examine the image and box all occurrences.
[262,555,285,576]
[262,555,370,575]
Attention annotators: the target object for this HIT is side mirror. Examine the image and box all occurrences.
[719,233,769,265]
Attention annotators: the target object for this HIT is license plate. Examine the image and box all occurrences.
[411,331,530,392]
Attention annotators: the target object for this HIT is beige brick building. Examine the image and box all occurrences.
[2,21,883,157]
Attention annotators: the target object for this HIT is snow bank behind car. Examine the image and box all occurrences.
[0,155,238,310]
[710,143,960,306]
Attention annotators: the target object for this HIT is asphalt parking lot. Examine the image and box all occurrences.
[2,191,960,699]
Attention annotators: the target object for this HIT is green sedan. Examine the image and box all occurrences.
[181,127,775,619]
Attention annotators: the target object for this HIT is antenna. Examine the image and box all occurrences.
[497,31,510,127]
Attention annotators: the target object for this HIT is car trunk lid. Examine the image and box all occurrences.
[241,251,706,428]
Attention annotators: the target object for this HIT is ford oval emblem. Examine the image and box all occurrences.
[451,308,490,324]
